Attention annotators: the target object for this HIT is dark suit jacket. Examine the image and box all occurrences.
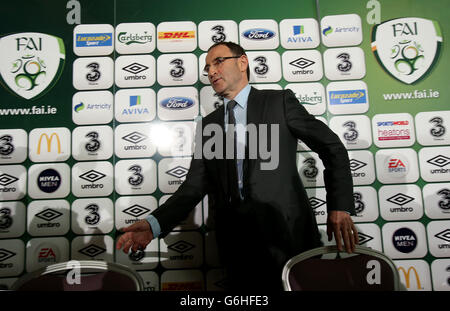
[152,87,355,288]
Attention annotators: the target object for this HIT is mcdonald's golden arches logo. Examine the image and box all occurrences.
[29,127,70,163]
[398,266,422,290]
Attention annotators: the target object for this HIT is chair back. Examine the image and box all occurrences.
[282,245,401,291]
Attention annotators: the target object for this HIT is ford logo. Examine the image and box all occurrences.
[160,97,194,110]
[242,29,275,40]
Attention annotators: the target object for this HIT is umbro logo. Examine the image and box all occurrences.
[290,57,315,69]
[123,204,150,218]
[122,62,148,75]
[78,244,106,257]
[387,193,415,206]
[79,170,106,183]
[309,197,326,209]
[0,173,18,186]
[427,155,450,168]
[168,240,195,254]
[166,166,188,179]
[349,159,367,171]
[122,131,147,144]
[35,208,63,222]
[435,229,450,243]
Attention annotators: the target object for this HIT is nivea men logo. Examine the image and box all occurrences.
[168,240,195,260]
[79,170,106,190]
[309,197,325,217]
[393,227,417,253]
[242,29,275,40]
[427,155,450,175]
[0,135,14,156]
[353,192,365,214]
[358,232,374,245]
[349,159,367,178]
[160,97,194,110]
[38,169,61,193]
[437,189,450,212]
[387,193,415,213]
[78,244,106,258]
[123,204,150,225]
[0,208,13,230]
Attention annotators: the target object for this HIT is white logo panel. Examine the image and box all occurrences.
[352,186,379,223]
[73,24,114,56]
[355,223,382,251]
[200,85,223,117]
[0,129,27,164]
[285,83,326,116]
[29,127,70,163]
[297,152,325,188]
[26,237,69,272]
[71,235,113,261]
[326,81,369,115]
[375,148,419,184]
[306,187,327,224]
[415,111,450,146]
[427,220,450,258]
[157,87,199,121]
[71,198,114,235]
[431,259,450,291]
[247,51,282,83]
[329,115,372,150]
[115,22,155,54]
[0,165,26,201]
[347,150,376,185]
[114,88,156,123]
[71,161,113,198]
[372,113,415,148]
[115,54,155,88]
[114,123,157,159]
[157,21,197,53]
[72,126,113,161]
[198,53,209,85]
[280,18,320,50]
[0,239,24,277]
[323,47,366,80]
[156,122,195,157]
[27,163,70,199]
[160,232,203,269]
[419,146,450,182]
[115,195,157,230]
[198,20,239,51]
[423,182,450,219]
[0,201,26,238]
[394,259,432,291]
[27,200,70,237]
[379,184,424,221]
[73,57,114,90]
[114,159,157,195]
[157,53,198,86]
[239,19,279,50]
[382,222,427,259]
[158,157,191,193]
[72,91,113,125]
[320,14,363,47]
[282,50,323,82]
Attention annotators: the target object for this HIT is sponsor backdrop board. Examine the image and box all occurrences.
[0,0,449,291]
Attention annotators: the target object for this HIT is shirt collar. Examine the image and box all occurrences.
[223,84,251,109]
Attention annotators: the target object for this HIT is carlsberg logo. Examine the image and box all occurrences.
[371,17,442,84]
[0,32,65,100]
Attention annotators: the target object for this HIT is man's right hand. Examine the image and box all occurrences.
[116,219,154,254]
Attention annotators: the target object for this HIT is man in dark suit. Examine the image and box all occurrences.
[116,42,358,290]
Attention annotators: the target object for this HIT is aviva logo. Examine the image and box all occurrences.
[29,128,70,163]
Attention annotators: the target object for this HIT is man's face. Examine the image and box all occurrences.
[205,45,247,98]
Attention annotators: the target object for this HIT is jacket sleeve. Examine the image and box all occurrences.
[150,123,210,238]
[283,89,356,215]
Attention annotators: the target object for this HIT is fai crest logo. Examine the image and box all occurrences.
[0,32,65,100]
[371,17,442,84]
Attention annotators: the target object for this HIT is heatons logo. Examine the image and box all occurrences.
[0,32,65,100]
[371,17,443,84]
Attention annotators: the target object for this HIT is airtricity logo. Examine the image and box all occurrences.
[371,17,443,84]
[0,32,65,100]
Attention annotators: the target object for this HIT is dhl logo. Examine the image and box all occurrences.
[158,31,195,40]
[37,133,61,154]
[398,266,422,289]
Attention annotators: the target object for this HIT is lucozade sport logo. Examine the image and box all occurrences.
[371,17,442,84]
[0,33,65,100]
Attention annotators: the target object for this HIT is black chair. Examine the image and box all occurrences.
[11,260,144,291]
[282,245,403,291]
